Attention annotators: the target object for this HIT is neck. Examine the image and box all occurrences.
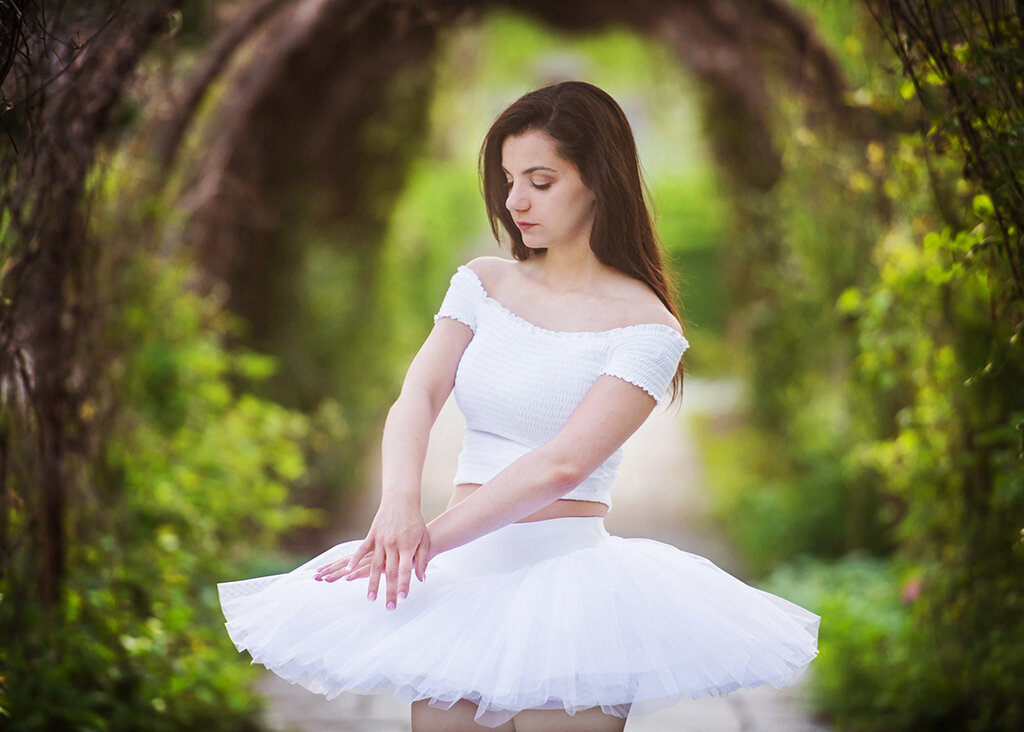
[531,240,612,294]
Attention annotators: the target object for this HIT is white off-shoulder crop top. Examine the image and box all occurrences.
[432,264,689,510]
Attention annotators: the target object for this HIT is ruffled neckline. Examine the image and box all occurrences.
[457,265,690,345]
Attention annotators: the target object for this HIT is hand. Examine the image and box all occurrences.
[313,499,430,611]
[317,524,440,582]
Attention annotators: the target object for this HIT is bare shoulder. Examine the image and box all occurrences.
[464,255,513,274]
[647,301,685,335]
[615,276,684,335]
[464,255,516,290]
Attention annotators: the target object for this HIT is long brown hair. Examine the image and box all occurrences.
[479,80,687,405]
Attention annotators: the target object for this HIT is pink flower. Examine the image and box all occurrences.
[901,576,922,604]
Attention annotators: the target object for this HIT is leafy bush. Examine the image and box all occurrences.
[697,3,1024,729]
[766,548,1024,732]
[0,248,319,730]
[764,555,921,730]
[692,410,855,576]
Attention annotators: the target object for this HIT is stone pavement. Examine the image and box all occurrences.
[254,379,829,731]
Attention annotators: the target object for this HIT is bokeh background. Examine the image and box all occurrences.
[1,1,1022,730]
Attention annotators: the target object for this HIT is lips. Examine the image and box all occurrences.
[516,221,537,231]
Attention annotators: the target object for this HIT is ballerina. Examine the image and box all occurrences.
[218,80,819,732]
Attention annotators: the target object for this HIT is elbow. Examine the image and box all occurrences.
[540,451,587,498]
[395,382,446,423]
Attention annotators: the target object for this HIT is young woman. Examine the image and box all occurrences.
[218,81,819,732]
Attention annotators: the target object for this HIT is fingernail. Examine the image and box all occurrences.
[398,591,406,600]
[367,592,375,602]
[386,601,395,611]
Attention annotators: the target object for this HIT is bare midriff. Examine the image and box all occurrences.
[448,483,609,523]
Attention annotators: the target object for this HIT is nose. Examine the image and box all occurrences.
[505,182,529,213]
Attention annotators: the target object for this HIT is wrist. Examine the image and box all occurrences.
[379,488,421,510]
[425,519,448,560]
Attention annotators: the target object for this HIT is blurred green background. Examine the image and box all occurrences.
[2,1,1021,730]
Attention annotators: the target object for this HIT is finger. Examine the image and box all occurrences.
[396,545,413,601]
[314,556,342,581]
[317,552,354,577]
[414,541,428,583]
[347,537,375,574]
[347,563,372,580]
[366,546,385,602]
[384,544,400,611]
[327,558,363,582]
[315,554,353,581]
[345,555,373,580]
[317,553,349,573]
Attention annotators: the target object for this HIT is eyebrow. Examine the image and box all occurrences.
[502,165,558,175]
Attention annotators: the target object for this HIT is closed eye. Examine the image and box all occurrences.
[504,180,552,191]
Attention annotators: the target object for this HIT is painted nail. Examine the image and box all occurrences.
[367,592,375,602]
[386,601,395,611]
[398,591,406,600]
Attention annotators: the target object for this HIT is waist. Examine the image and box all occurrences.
[453,429,619,509]
[439,516,610,576]
[449,483,608,522]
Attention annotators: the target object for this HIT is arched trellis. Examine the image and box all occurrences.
[0,0,889,608]
[4,9,1023,729]
[160,0,886,358]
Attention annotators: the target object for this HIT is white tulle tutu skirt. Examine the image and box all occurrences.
[218,516,819,728]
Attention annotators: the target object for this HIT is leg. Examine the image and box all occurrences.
[411,698,516,732]
[512,706,627,732]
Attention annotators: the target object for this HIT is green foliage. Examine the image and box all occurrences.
[699,100,896,572]
[695,2,1024,729]
[763,555,923,730]
[766,550,1024,732]
[871,0,1024,303]
[274,226,401,517]
[110,255,318,547]
[692,410,856,576]
[651,170,729,369]
[0,241,318,728]
[377,155,490,383]
[838,221,1024,731]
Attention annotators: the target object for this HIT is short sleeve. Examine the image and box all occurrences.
[600,327,689,405]
[433,265,481,333]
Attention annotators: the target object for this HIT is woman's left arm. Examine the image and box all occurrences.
[423,374,658,558]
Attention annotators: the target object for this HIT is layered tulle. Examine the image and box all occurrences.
[218,516,819,728]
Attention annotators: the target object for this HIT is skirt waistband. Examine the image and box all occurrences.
[438,516,610,577]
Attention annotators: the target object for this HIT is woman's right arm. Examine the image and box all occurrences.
[315,316,473,609]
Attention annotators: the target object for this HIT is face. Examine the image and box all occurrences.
[501,130,596,251]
